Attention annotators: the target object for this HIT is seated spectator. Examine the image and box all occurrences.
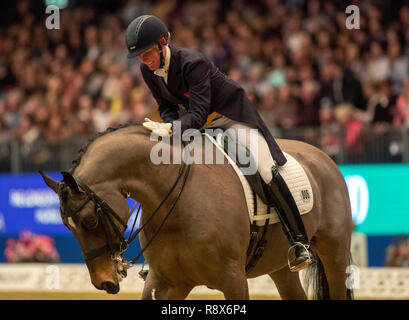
[264,53,287,89]
[4,88,23,130]
[385,237,409,267]
[44,115,72,144]
[357,79,396,139]
[76,94,95,136]
[0,60,16,91]
[364,41,390,83]
[297,79,321,127]
[319,106,340,158]
[92,98,113,132]
[334,103,365,156]
[131,99,148,124]
[344,42,365,82]
[321,60,366,111]
[258,88,277,128]
[371,79,396,126]
[393,77,409,129]
[0,100,6,133]
[272,84,300,129]
[13,113,40,154]
[387,41,409,95]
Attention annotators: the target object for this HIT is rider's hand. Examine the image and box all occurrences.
[142,118,172,137]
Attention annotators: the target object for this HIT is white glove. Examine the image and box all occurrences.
[142,118,172,137]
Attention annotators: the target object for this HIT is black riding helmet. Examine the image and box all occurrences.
[126,15,169,60]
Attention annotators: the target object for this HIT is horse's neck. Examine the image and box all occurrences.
[74,130,150,185]
[74,130,177,215]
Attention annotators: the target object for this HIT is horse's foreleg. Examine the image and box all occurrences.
[141,270,193,300]
[268,267,308,300]
[219,268,249,300]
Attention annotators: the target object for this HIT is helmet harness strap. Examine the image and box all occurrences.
[157,40,165,69]
[156,32,169,69]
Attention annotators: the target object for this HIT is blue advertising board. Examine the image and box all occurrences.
[0,172,140,236]
[339,164,409,235]
[0,166,408,266]
[0,165,408,237]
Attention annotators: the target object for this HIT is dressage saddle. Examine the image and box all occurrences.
[219,135,315,272]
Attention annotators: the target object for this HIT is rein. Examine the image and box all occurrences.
[68,158,191,265]
[127,161,190,265]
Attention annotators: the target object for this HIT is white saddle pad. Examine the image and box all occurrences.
[204,133,314,226]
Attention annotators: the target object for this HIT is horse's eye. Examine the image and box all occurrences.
[82,213,99,230]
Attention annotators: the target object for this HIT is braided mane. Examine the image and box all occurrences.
[68,122,142,174]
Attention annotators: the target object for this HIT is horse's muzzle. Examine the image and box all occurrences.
[100,281,120,294]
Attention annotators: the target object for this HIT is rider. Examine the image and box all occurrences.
[125,15,314,272]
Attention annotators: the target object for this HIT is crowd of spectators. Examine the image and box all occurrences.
[385,237,409,267]
[1,0,409,166]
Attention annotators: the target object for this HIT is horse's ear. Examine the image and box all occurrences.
[39,171,60,194]
[60,171,80,194]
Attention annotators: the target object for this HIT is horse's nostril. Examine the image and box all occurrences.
[101,281,119,294]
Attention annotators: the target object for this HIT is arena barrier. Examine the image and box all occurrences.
[0,263,408,300]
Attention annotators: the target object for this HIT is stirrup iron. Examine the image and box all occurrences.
[287,242,313,272]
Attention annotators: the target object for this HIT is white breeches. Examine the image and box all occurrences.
[223,122,275,183]
[204,116,275,184]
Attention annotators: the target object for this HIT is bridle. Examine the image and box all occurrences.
[63,160,191,267]
[64,177,129,262]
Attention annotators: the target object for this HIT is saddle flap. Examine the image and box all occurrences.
[203,133,314,226]
[217,133,271,205]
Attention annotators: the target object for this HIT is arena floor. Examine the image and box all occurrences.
[1,264,408,300]
[0,291,282,300]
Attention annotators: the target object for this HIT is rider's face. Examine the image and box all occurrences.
[138,45,161,71]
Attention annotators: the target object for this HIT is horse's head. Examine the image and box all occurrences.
[39,171,130,294]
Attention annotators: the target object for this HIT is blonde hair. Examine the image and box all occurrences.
[334,103,355,122]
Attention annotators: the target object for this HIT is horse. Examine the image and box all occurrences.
[40,123,354,300]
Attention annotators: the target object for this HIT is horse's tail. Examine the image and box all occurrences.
[302,251,330,300]
[303,251,354,300]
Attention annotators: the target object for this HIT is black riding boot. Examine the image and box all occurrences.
[266,164,315,272]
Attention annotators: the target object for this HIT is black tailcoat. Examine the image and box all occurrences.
[140,45,287,165]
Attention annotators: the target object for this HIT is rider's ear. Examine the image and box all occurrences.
[159,36,167,45]
[61,171,80,194]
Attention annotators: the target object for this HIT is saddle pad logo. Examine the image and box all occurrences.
[301,189,311,202]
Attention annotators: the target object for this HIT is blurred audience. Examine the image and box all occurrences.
[335,103,365,156]
[319,106,340,159]
[386,237,409,267]
[0,0,408,164]
[393,77,409,128]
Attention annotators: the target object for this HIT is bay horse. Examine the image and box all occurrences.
[40,123,354,300]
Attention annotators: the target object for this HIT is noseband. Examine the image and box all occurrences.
[64,160,191,266]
